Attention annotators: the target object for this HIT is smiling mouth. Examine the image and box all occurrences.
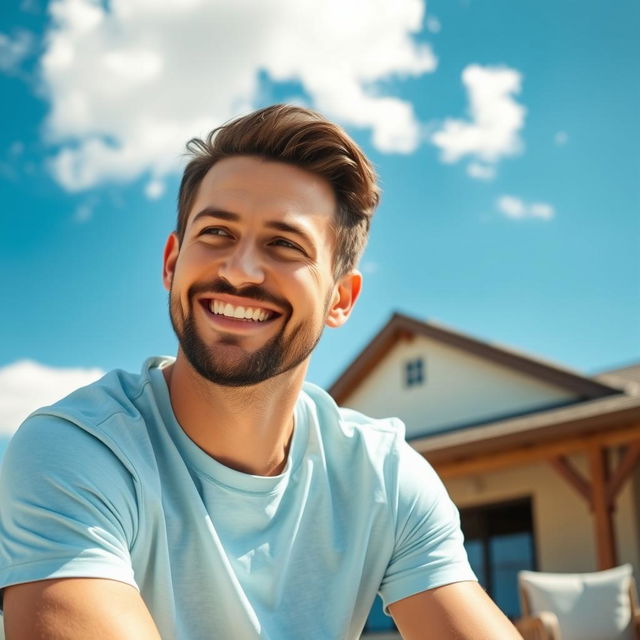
[204,299,278,323]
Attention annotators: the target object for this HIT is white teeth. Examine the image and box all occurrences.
[208,300,271,322]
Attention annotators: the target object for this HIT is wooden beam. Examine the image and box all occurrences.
[588,445,617,570]
[549,456,591,503]
[433,422,640,479]
[606,441,640,505]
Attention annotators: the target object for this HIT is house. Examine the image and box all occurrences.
[328,313,640,636]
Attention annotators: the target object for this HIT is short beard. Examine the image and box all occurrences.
[169,279,326,387]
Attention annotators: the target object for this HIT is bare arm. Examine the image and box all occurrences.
[389,581,523,640]
[3,578,162,640]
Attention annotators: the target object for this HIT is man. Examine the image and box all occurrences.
[0,105,521,639]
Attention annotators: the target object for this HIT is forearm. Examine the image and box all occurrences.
[390,581,523,640]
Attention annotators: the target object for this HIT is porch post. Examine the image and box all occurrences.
[588,445,617,569]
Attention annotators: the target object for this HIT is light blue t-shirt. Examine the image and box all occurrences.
[0,357,475,639]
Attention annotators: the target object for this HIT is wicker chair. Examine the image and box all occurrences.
[515,564,640,640]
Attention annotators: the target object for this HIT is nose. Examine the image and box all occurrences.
[218,242,266,287]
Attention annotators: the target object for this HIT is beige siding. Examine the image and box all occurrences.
[359,456,640,639]
[614,449,640,570]
[443,454,640,574]
[343,336,579,439]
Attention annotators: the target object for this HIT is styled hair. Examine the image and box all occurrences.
[177,104,380,278]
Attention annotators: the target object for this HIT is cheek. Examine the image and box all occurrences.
[169,257,198,310]
[174,247,214,285]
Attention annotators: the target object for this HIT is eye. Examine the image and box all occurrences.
[200,226,232,238]
[271,237,304,252]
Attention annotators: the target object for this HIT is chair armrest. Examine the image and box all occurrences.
[632,608,640,640]
[515,612,561,640]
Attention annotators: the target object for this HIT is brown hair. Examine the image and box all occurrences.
[177,104,380,278]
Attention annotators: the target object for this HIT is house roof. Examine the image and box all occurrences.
[327,312,640,467]
[412,391,640,464]
[329,312,622,404]
[594,362,640,395]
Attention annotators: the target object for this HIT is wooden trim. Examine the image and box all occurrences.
[606,440,640,504]
[549,456,591,503]
[328,323,399,403]
[548,440,640,509]
[434,422,640,479]
[328,312,620,404]
[436,432,640,575]
[588,446,617,569]
[415,403,640,465]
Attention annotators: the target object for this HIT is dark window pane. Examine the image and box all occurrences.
[490,532,535,618]
[464,538,486,589]
[404,358,425,387]
[460,498,536,620]
[364,594,396,632]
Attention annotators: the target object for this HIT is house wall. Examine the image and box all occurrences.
[343,336,579,439]
[359,450,640,639]
[632,464,640,561]
[613,448,640,572]
[442,452,640,574]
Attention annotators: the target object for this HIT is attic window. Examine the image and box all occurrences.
[404,357,425,388]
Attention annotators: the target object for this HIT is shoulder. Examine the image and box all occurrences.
[33,357,168,428]
[299,383,459,533]
[2,411,139,511]
[300,383,452,504]
[0,359,173,543]
[299,382,416,494]
[11,357,172,479]
[300,381,406,448]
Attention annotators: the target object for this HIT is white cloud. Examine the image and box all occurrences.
[497,195,555,220]
[466,162,495,180]
[73,200,93,222]
[360,261,379,275]
[426,16,441,33]
[73,195,99,222]
[145,178,165,200]
[431,64,526,167]
[40,0,437,192]
[554,131,568,146]
[529,202,554,220]
[0,360,104,437]
[0,29,34,73]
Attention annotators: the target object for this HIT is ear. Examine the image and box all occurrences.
[325,270,362,328]
[162,232,180,291]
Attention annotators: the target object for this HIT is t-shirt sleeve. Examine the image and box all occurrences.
[378,433,477,610]
[0,413,139,599]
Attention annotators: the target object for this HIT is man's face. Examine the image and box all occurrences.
[163,155,361,386]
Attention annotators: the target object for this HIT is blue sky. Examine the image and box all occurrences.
[1,0,639,439]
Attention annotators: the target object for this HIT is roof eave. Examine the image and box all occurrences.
[410,393,640,464]
[329,312,621,404]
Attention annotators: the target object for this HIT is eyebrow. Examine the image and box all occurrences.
[190,208,239,226]
[190,207,315,247]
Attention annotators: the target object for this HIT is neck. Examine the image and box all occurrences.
[163,351,308,476]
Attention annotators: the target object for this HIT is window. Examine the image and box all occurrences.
[363,594,396,633]
[404,357,425,387]
[460,498,536,619]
